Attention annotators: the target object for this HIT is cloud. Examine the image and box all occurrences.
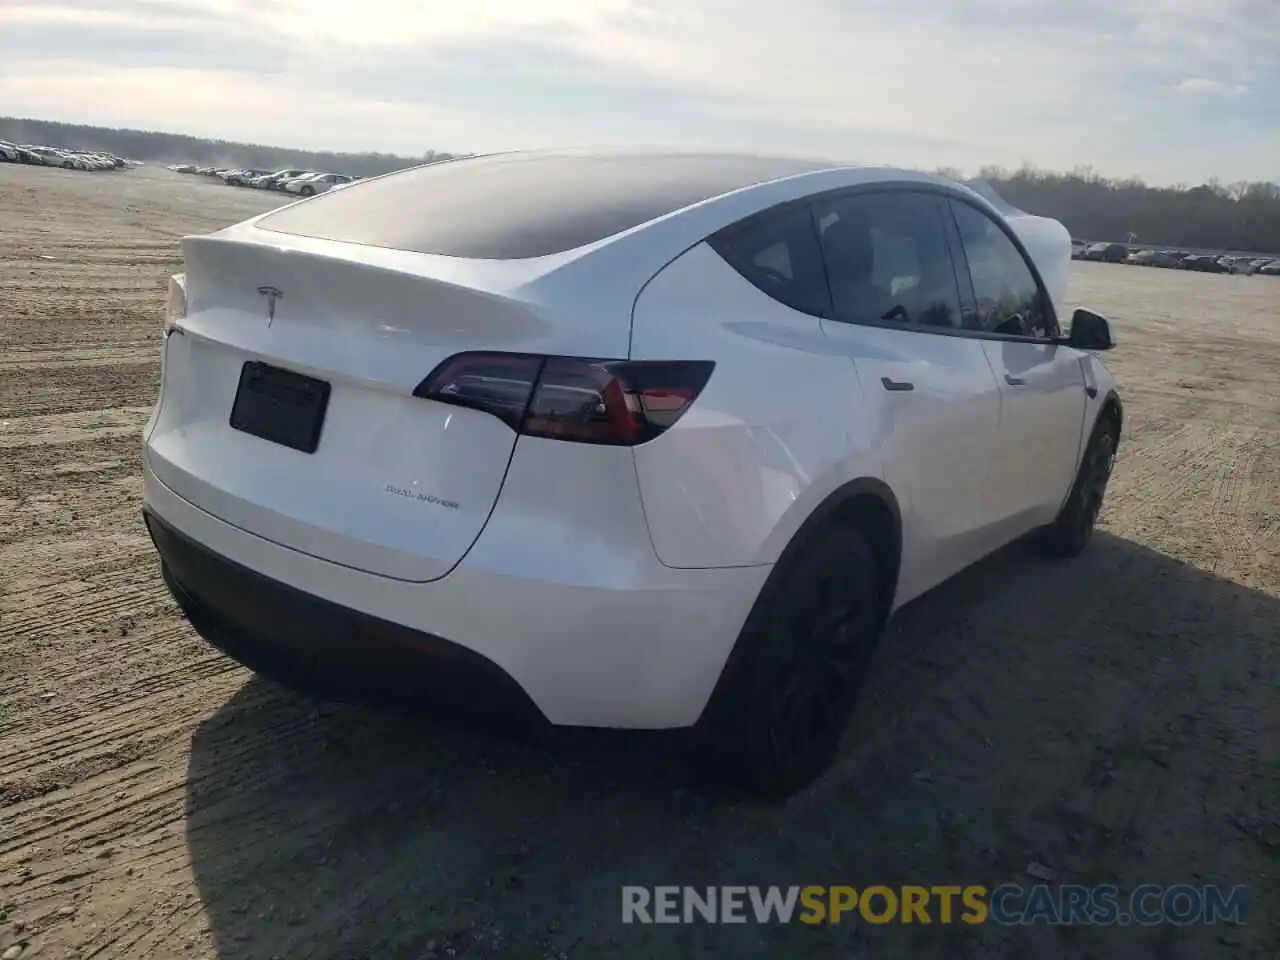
[0,20,289,73]
[1176,77,1250,95]
[0,0,1276,183]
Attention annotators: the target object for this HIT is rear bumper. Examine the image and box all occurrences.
[142,462,770,729]
[146,509,545,726]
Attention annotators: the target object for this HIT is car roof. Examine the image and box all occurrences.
[256,148,888,260]
[223,148,1058,349]
[238,148,1024,289]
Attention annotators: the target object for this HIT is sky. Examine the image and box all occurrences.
[0,0,1276,185]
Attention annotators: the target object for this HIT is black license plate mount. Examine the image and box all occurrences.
[229,361,330,454]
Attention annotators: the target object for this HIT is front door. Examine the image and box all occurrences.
[948,199,1088,536]
[982,340,1087,531]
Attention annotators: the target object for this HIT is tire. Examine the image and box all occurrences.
[701,527,883,798]
[1037,415,1118,557]
[63,161,74,169]
[300,185,315,196]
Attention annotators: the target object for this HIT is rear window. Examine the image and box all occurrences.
[256,151,833,260]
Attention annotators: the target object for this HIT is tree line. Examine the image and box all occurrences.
[4,117,1276,254]
[966,165,1280,255]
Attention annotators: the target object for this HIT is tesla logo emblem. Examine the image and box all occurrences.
[256,286,283,326]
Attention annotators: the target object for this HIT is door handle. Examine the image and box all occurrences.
[1004,374,1027,386]
[881,377,915,392]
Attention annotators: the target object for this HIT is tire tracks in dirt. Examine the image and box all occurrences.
[0,362,158,420]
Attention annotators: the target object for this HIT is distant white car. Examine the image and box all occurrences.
[22,146,72,168]
[259,169,311,190]
[146,150,1122,797]
[224,169,270,186]
[282,172,354,196]
[0,140,19,162]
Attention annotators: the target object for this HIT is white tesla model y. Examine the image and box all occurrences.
[143,150,1121,796]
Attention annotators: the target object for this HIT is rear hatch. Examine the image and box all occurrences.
[147,235,607,582]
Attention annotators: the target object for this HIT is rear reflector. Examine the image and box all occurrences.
[164,272,187,333]
[414,352,714,446]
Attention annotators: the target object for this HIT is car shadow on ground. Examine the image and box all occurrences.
[184,532,1278,959]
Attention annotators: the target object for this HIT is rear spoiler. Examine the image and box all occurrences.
[964,180,1072,324]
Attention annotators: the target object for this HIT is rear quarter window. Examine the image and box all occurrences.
[708,203,832,317]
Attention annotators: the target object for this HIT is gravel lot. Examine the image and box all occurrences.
[1,163,1276,960]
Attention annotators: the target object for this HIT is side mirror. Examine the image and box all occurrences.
[1068,308,1114,351]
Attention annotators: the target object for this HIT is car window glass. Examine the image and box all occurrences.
[950,200,1052,338]
[709,204,831,317]
[260,152,835,260]
[812,192,961,329]
[754,240,792,278]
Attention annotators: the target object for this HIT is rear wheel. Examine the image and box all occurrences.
[702,528,882,798]
[1037,417,1117,557]
[300,185,315,196]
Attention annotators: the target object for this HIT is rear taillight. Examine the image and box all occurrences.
[415,352,544,430]
[414,352,714,446]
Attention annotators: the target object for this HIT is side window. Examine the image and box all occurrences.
[949,201,1053,338]
[708,203,831,317]
[812,191,962,329]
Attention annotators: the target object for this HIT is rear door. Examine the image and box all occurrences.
[813,189,1005,602]
[947,199,1087,535]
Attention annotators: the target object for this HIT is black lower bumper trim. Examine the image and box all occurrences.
[143,509,548,727]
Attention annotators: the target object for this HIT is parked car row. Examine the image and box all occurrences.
[167,163,359,196]
[0,139,129,170]
[1070,238,1280,275]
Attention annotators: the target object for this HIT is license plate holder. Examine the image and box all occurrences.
[229,361,330,454]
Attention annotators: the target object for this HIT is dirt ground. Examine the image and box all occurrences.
[0,163,1276,960]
